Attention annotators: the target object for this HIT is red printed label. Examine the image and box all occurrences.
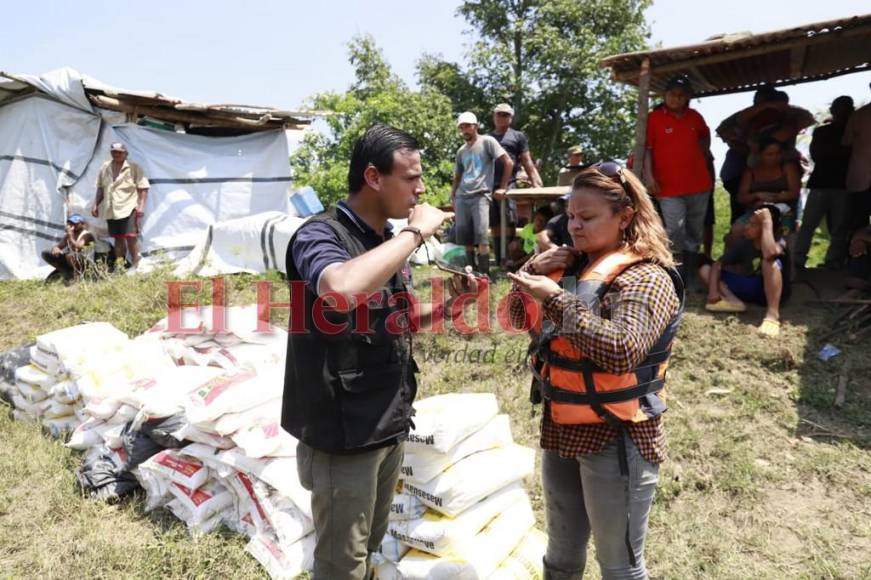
[156,452,203,477]
[238,473,267,520]
[172,482,212,507]
[194,369,256,405]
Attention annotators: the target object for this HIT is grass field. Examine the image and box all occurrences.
[1,189,869,579]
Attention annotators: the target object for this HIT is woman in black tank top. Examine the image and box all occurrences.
[737,139,800,210]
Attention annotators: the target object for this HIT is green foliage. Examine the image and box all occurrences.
[291,35,458,208]
[423,0,651,183]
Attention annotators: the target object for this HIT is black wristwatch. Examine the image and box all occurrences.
[400,226,424,248]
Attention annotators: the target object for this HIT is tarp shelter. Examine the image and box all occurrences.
[599,13,871,177]
[0,67,313,280]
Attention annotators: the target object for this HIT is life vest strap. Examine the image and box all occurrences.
[540,377,665,405]
[540,346,671,374]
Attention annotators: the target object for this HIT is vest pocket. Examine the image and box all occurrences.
[337,363,408,448]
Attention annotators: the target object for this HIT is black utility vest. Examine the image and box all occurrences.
[281,208,418,454]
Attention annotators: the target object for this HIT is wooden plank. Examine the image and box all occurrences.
[631,58,651,179]
[505,186,571,202]
[790,44,808,78]
[834,360,850,408]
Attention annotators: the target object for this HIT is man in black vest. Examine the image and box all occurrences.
[283,124,465,579]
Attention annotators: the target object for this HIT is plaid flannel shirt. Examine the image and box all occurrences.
[508,259,679,464]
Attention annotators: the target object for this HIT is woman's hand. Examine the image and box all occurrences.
[529,245,579,275]
[506,270,562,302]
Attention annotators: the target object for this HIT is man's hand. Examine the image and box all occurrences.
[91,206,99,217]
[446,265,480,297]
[644,178,659,195]
[493,188,507,201]
[529,245,579,275]
[506,270,562,303]
[753,207,773,225]
[409,203,454,238]
[50,246,62,257]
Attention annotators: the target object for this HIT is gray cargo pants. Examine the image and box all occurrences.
[297,440,404,580]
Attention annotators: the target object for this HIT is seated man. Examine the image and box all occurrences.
[699,205,790,337]
[844,225,871,296]
[41,214,95,281]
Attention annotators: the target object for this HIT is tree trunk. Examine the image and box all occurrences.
[542,90,569,182]
[512,22,523,123]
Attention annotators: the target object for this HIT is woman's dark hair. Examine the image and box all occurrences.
[348,124,420,194]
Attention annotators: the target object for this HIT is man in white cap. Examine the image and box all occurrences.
[451,111,513,276]
[91,142,149,270]
[489,102,542,265]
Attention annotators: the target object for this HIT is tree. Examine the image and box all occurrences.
[292,36,458,208]
[423,0,651,184]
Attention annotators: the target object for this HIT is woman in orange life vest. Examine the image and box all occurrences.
[507,162,683,580]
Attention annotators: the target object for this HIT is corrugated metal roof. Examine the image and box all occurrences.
[600,14,871,97]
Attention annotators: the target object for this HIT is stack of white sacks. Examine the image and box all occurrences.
[9,322,171,438]
[4,312,546,579]
[374,393,546,580]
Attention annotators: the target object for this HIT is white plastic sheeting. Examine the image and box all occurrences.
[174,211,305,277]
[111,125,294,265]
[0,67,299,279]
[0,94,101,279]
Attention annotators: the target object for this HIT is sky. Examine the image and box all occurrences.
[2,0,869,165]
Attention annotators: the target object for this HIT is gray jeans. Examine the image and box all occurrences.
[795,188,851,268]
[297,440,404,580]
[542,439,659,580]
[454,193,491,246]
[658,192,711,254]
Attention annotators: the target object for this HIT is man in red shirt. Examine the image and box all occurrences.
[643,75,714,289]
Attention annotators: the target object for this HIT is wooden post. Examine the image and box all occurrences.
[631,58,651,179]
[500,198,508,265]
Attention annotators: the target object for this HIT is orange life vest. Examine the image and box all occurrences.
[529,249,684,426]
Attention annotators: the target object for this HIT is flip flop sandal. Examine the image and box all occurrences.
[705,299,746,313]
[758,318,781,337]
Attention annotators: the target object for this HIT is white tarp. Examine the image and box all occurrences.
[0,68,93,112]
[174,211,306,277]
[111,125,294,265]
[0,67,299,279]
[0,92,101,279]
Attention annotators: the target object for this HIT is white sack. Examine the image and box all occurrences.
[246,532,315,580]
[487,528,547,580]
[403,445,535,517]
[389,483,527,557]
[401,414,513,483]
[407,393,499,453]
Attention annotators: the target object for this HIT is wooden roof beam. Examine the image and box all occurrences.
[790,44,808,78]
[609,21,871,81]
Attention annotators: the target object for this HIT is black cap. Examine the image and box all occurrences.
[665,75,692,93]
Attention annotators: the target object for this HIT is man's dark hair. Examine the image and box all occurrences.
[753,85,778,105]
[348,124,420,194]
[758,136,783,152]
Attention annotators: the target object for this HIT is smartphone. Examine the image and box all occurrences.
[435,259,482,278]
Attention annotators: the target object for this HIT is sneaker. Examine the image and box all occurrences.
[758,318,781,337]
[705,299,746,313]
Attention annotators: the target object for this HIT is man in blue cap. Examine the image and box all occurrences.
[41,213,95,281]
